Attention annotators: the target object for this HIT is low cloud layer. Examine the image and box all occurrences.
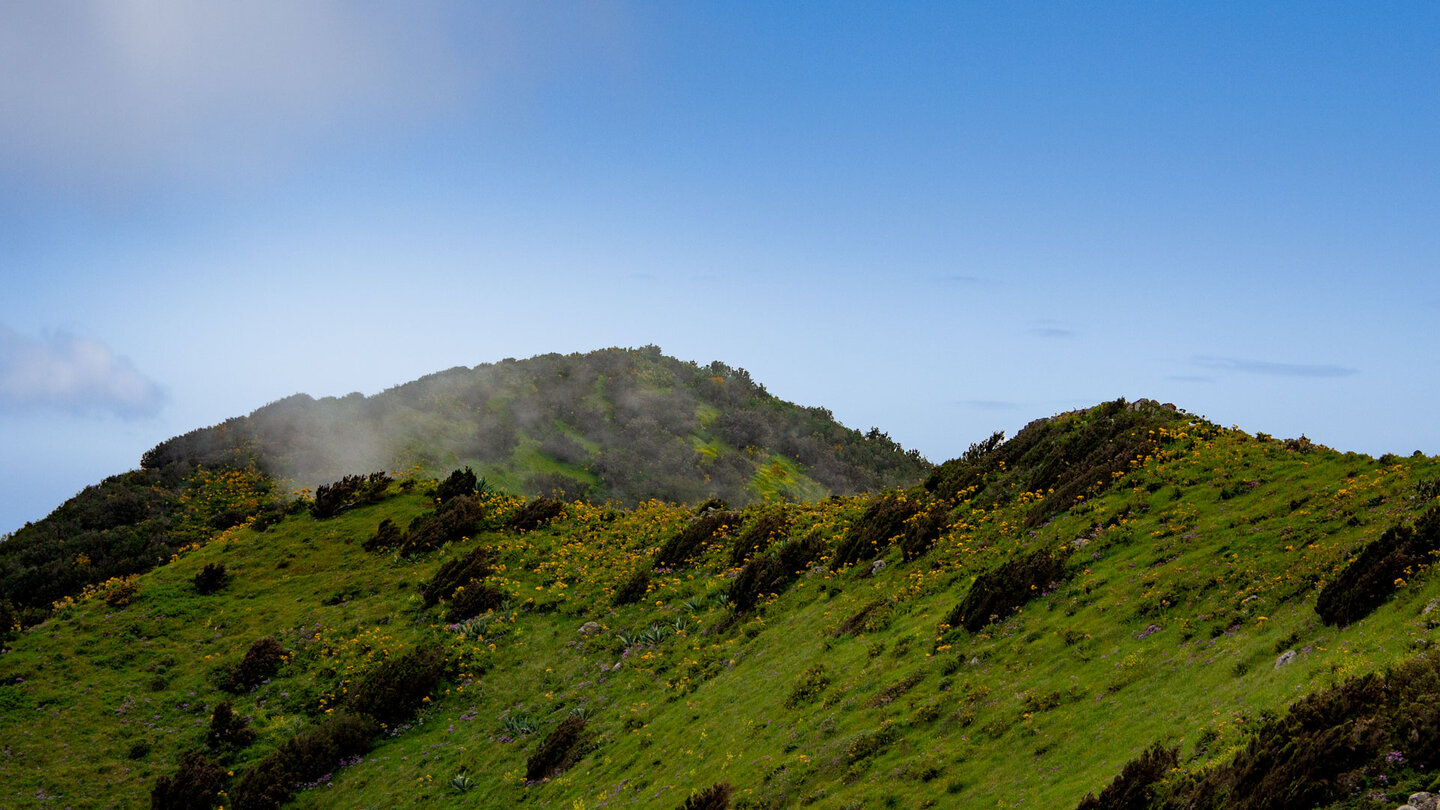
[1192,356,1358,379]
[0,326,165,418]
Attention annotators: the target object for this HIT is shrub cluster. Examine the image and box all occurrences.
[222,637,287,694]
[830,492,923,571]
[680,782,734,810]
[362,518,403,552]
[727,506,791,566]
[395,495,491,555]
[435,467,480,504]
[729,530,826,613]
[525,715,594,781]
[1161,651,1440,809]
[1075,742,1177,810]
[1315,506,1440,626]
[900,502,948,562]
[206,700,257,750]
[612,566,652,607]
[231,712,377,810]
[784,664,832,709]
[421,545,496,606]
[945,547,1069,633]
[445,582,506,623]
[654,511,739,569]
[835,598,893,637]
[310,472,391,518]
[346,643,448,726]
[150,750,225,810]
[192,563,228,595]
[509,497,566,532]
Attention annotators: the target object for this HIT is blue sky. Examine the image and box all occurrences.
[3,2,1438,533]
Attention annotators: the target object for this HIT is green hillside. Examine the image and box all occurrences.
[2,399,1440,809]
[0,347,928,627]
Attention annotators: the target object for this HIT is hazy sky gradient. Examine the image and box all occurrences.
[3,2,1438,532]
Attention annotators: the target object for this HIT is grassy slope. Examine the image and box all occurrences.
[2,416,1439,809]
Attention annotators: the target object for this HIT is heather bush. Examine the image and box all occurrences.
[192,562,228,595]
[727,505,791,566]
[362,518,403,553]
[435,467,479,504]
[310,472,391,518]
[445,582,506,623]
[222,637,287,694]
[655,511,739,569]
[525,715,594,781]
[346,643,448,726]
[680,782,734,810]
[509,497,566,532]
[421,545,496,606]
[900,502,948,562]
[207,700,257,750]
[830,492,923,571]
[399,494,490,554]
[946,547,1069,633]
[1315,506,1440,626]
[1075,742,1177,810]
[231,712,377,810]
[729,530,825,613]
[1164,651,1440,809]
[150,750,225,810]
[612,566,652,606]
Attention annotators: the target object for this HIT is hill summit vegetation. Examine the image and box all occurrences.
[0,347,928,626]
[2,377,1440,809]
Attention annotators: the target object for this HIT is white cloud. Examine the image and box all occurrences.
[0,1,629,191]
[0,326,165,418]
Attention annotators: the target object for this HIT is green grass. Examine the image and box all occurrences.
[2,420,1439,809]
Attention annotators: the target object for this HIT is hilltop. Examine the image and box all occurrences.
[2,398,1439,809]
[0,347,929,625]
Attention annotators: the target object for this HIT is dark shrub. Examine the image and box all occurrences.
[900,503,948,562]
[435,467,479,504]
[728,506,791,566]
[946,547,1069,633]
[784,664,832,708]
[400,495,490,554]
[192,563,228,595]
[655,511,739,569]
[1075,742,1177,810]
[509,497,566,532]
[310,472,391,518]
[538,434,590,466]
[1316,506,1440,626]
[346,643,448,726]
[151,750,225,810]
[421,545,496,606]
[729,530,826,613]
[830,492,924,571]
[445,582,506,623]
[231,712,377,810]
[207,700,257,750]
[1165,651,1440,810]
[612,566,652,606]
[525,715,594,781]
[223,637,287,694]
[835,599,893,637]
[362,518,403,553]
[680,782,734,810]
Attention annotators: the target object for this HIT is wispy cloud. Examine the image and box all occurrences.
[1191,356,1358,378]
[0,326,165,418]
[1026,327,1074,339]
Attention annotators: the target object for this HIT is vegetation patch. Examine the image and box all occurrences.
[508,497,566,531]
[830,492,923,571]
[525,715,594,781]
[222,637,287,694]
[422,544,497,606]
[945,547,1069,633]
[655,511,740,569]
[728,530,825,613]
[310,471,392,518]
[1315,505,1440,626]
[1075,742,1177,810]
[150,750,225,810]
[346,643,448,726]
[231,711,377,810]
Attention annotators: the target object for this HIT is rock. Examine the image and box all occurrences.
[1275,649,1297,669]
[868,559,887,577]
[1423,598,1440,616]
[1409,793,1438,810]
[578,621,601,635]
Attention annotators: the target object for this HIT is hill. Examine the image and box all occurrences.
[0,347,929,626]
[2,399,1440,809]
